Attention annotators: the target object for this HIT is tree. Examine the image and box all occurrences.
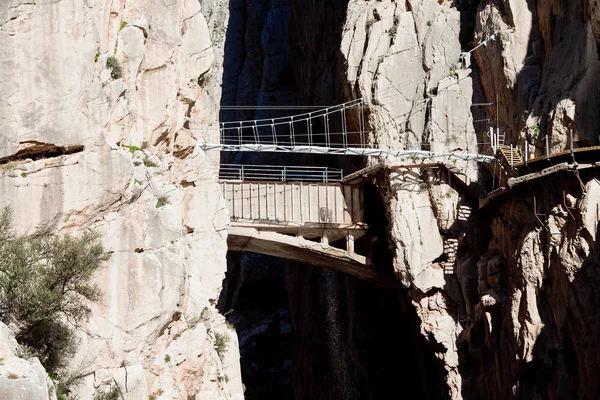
[0,207,107,372]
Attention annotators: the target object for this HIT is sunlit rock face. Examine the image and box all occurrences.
[0,0,242,399]
[0,322,57,400]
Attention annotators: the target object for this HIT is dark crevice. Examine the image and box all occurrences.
[0,142,84,165]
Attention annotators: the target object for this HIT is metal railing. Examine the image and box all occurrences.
[219,164,344,182]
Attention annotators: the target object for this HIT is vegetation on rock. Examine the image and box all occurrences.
[0,207,107,374]
[106,56,122,79]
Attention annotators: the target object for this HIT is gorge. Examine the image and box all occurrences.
[1,0,600,399]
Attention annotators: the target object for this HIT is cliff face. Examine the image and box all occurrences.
[474,0,600,151]
[0,0,242,399]
[335,0,600,398]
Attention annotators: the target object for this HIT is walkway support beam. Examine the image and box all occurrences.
[227,227,396,288]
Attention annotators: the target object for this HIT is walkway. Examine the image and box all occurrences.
[220,164,396,287]
[203,99,495,163]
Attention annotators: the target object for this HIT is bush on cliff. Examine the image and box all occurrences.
[0,207,107,372]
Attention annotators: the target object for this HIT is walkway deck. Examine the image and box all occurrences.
[219,173,397,287]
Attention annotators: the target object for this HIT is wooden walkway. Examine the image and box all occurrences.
[220,180,397,287]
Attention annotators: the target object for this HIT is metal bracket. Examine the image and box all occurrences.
[533,196,548,231]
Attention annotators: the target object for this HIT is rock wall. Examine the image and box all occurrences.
[474,0,600,151]
[335,1,600,398]
[0,322,57,400]
[456,175,600,399]
[0,0,242,399]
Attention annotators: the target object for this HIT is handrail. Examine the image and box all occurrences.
[219,164,344,182]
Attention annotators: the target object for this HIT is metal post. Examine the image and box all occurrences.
[490,127,495,152]
[570,130,573,155]
[237,125,242,145]
[220,123,224,144]
[324,167,328,183]
[325,113,330,147]
[240,165,244,181]
[252,122,258,144]
[510,144,514,167]
[525,142,528,165]
[290,117,295,146]
[496,93,499,134]
[271,119,277,145]
[282,166,286,182]
[308,112,312,146]
[545,136,550,159]
[341,108,347,148]
[358,102,364,148]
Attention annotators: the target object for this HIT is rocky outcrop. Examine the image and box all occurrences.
[0,322,56,400]
[474,0,600,152]
[0,0,242,399]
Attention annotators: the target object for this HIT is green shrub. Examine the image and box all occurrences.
[224,320,235,331]
[94,50,101,63]
[164,354,171,363]
[156,196,169,208]
[7,373,19,379]
[214,332,229,357]
[121,144,141,154]
[143,156,157,168]
[106,56,122,79]
[93,384,121,400]
[119,21,128,31]
[0,207,107,373]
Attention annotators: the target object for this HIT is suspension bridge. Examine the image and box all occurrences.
[203,99,495,162]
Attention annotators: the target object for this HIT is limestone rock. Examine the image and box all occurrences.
[0,322,56,400]
[0,0,242,398]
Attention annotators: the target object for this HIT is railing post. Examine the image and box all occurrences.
[510,144,514,167]
[324,167,328,183]
[545,136,550,159]
[282,166,286,182]
[570,129,574,155]
[241,165,244,181]
[525,142,528,165]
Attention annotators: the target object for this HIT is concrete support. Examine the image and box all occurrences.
[346,233,355,254]
[227,227,395,288]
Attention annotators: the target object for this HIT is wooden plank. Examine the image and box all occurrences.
[508,162,569,187]
[352,186,361,222]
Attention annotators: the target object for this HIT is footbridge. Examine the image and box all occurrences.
[204,99,495,163]
[220,164,397,288]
